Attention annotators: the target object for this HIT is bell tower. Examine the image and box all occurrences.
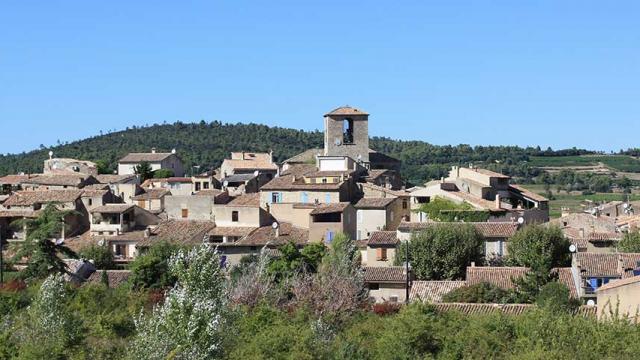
[323,106,370,164]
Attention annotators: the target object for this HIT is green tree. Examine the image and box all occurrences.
[153,169,174,178]
[11,203,78,279]
[129,241,181,289]
[79,244,115,270]
[617,231,640,253]
[395,224,484,280]
[95,160,113,175]
[267,242,326,280]
[14,275,82,359]
[507,225,570,301]
[134,161,153,182]
[442,282,518,303]
[415,196,483,222]
[131,244,227,359]
[535,282,580,313]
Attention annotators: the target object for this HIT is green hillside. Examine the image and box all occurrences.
[0,120,600,184]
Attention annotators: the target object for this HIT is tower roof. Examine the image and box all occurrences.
[324,106,369,117]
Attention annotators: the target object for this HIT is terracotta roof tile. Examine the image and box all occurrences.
[410,281,467,302]
[227,193,260,207]
[137,220,216,247]
[355,197,396,209]
[0,174,36,185]
[359,182,408,197]
[119,152,175,163]
[3,190,83,206]
[261,172,344,191]
[131,188,170,200]
[23,174,91,187]
[283,148,322,164]
[367,231,398,246]
[230,222,308,247]
[96,174,137,184]
[207,227,257,237]
[324,106,369,116]
[90,204,135,214]
[575,253,640,278]
[309,202,350,215]
[466,266,529,289]
[433,303,532,315]
[363,266,405,283]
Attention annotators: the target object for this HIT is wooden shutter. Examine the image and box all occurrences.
[181,208,189,218]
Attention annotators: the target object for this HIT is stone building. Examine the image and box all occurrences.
[117,148,184,177]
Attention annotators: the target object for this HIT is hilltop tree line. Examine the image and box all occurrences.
[0,120,610,184]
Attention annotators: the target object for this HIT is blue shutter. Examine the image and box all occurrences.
[301,192,308,203]
[326,231,334,244]
[268,192,273,204]
[325,193,331,203]
[589,278,598,290]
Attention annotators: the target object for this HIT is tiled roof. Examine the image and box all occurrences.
[283,148,322,164]
[23,174,90,187]
[324,106,368,116]
[359,182,408,197]
[365,169,393,181]
[355,197,396,209]
[96,174,137,184]
[131,188,170,200]
[207,227,257,237]
[473,168,511,179]
[550,213,617,233]
[119,152,174,163]
[397,221,518,238]
[309,202,350,215]
[227,193,260,207]
[231,222,308,247]
[90,204,135,214]
[305,170,355,178]
[554,267,579,298]
[509,185,549,202]
[137,220,216,247]
[222,152,278,171]
[575,253,640,278]
[222,173,257,183]
[86,270,131,287]
[0,174,35,185]
[0,209,41,218]
[3,190,83,206]
[261,172,344,191]
[563,228,622,242]
[367,231,398,246]
[194,189,225,196]
[466,266,529,289]
[433,303,532,316]
[281,164,317,177]
[81,188,110,198]
[596,274,640,292]
[363,266,405,283]
[410,281,467,302]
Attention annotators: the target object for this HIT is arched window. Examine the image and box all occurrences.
[343,118,354,144]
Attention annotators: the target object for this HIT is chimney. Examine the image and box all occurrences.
[144,228,150,238]
[242,151,245,160]
[579,228,585,239]
[495,194,501,209]
[470,262,476,267]
[151,147,156,154]
[269,150,274,163]
[275,226,280,238]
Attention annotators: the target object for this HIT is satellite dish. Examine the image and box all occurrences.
[253,170,259,177]
[357,154,362,160]
[171,148,176,154]
[223,180,229,187]
[334,138,342,146]
[569,244,577,253]
[98,239,105,246]
[517,217,525,225]
[586,299,596,306]
[623,203,629,209]
[271,221,279,229]
[55,238,64,245]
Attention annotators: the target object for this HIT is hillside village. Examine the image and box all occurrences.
[2,105,640,322]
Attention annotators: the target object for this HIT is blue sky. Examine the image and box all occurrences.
[1,1,639,154]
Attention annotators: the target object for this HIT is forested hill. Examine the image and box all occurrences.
[0,120,594,184]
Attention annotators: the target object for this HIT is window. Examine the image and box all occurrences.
[232,211,239,222]
[181,208,189,218]
[389,295,399,303]
[322,178,328,184]
[402,199,408,209]
[325,193,331,203]
[203,182,209,189]
[271,192,282,204]
[368,283,380,290]
[376,248,388,261]
[300,192,308,203]
[343,118,354,144]
[416,196,430,204]
[195,182,201,191]
[88,199,93,206]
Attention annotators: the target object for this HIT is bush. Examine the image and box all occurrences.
[79,244,115,270]
[617,231,640,253]
[128,241,181,289]
[442,282,518,303]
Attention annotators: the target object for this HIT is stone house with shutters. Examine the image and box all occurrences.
[117,149,184,177]
[354,197,399,240]
[363,266,411,303]
[96,174,141,204]
[131,188,170,214]
[364,231,399,267]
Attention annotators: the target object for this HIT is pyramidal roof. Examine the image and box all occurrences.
[324,106,369,116]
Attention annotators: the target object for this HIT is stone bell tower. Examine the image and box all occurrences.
[323,106,370,164]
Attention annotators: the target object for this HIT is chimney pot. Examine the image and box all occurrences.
[151,147,156,154]
[495,194,501,209]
